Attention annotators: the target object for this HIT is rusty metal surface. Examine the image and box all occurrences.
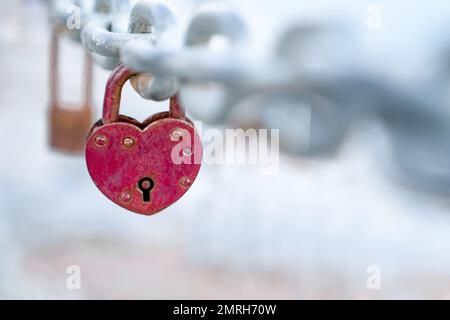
[86,118,202,215]
[49,25,93,154]
[86,64,202,215]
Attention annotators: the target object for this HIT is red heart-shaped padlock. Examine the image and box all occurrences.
[85,65,202,215]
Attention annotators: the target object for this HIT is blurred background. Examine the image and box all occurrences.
[1,0,450,299]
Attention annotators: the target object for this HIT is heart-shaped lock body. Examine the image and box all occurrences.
[85,64,202,215]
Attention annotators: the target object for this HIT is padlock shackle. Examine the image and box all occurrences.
[50,25,93,109]
[102,64,185,124]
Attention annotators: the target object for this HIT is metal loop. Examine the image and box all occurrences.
[185,4,247,47]
[102,64,183,124]
[81,20,156,57]
[81,1,178,101]
[127,1,178,101]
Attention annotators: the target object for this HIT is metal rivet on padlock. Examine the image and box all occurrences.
[170,128,184,141]
[85,64,202,216]
[179,176,193,189]
[122,137,135,148]
[49,25,94,154]
[94,134,108,147]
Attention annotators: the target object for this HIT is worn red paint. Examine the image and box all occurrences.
[86,64,202,215]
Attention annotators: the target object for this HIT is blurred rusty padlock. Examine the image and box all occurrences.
[85,64,202,215]
[49,25,93,154]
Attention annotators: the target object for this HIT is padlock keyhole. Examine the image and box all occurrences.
[138,177,154,202]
